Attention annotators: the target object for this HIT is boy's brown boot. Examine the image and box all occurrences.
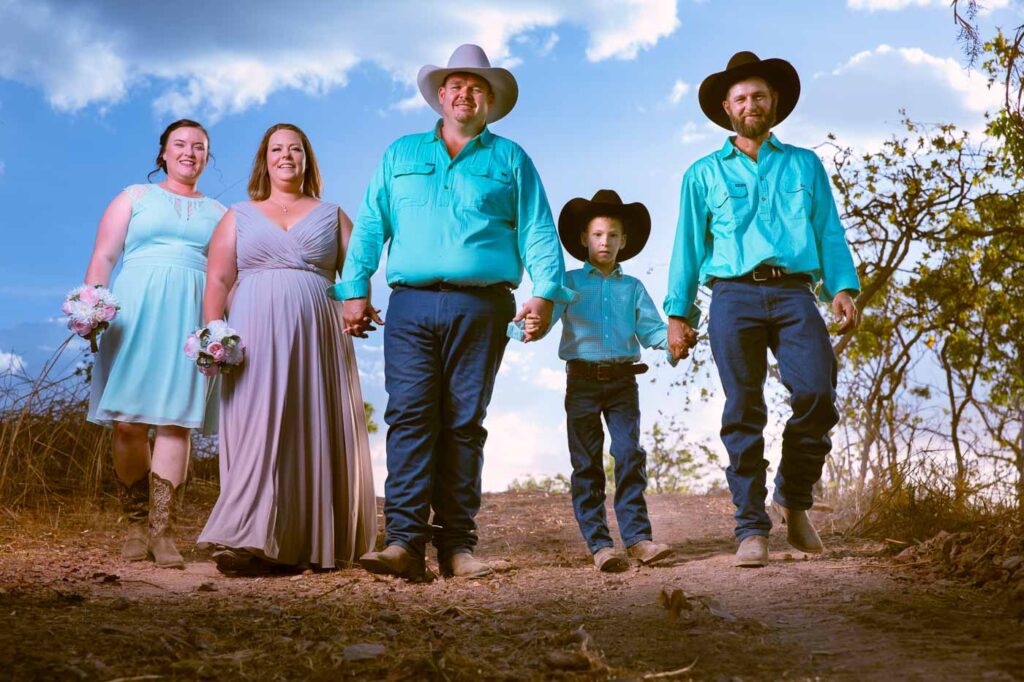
[149,472,185,569]
[117,475,149,561]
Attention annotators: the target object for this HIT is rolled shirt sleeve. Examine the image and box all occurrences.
[664,166,708,328]
[811,157,860,301]
[514,154,576,304]
[329,150,393,301]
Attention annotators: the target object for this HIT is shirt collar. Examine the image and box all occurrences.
[425,119,494,147]
[719,133,785,158]
[584,261,623,278]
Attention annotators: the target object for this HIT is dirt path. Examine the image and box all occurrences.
[1,489,1021,680]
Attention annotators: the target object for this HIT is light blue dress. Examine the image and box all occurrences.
[88,184,226,431]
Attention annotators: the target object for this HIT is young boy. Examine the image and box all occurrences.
[515,189,676,572]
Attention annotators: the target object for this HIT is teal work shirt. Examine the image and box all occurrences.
[510,262,676,365]
[665,135,860,326]
[329,121,575,304]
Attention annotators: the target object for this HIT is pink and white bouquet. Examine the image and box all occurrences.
[62,284,120,352]
[184,319,245,377]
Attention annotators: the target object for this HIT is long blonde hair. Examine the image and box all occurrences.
[247,123,322,200]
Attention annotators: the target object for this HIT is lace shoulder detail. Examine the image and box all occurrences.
[123,184,152,203]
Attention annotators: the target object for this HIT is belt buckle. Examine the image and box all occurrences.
[595,365,612,381]
[752,267,768,282]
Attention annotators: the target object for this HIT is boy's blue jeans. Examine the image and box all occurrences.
[565,374,653,554]
[707,279,839,541]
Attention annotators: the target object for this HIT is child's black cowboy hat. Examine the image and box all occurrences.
[558,189,651,263]
[698,51,801,131]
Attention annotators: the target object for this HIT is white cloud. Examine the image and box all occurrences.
[0,0,680,122]
[0,352,26,374]
[581,0,679,61]
[540,32,560,56]
[847,0,1009,11]
[533,367,566,391]
[482,410,568,491]
[679,121,711,145]
[667,79,690,104]
[783,44,1000,151]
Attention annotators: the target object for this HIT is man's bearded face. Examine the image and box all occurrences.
[724,77,777,138]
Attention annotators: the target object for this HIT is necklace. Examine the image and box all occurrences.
[268,195,302,213]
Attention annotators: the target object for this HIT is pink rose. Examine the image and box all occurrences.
[183,334,201,360]
[79,287,100,306]
[71,319,94,336]
[100,305,117,321]
[207,341,226,362]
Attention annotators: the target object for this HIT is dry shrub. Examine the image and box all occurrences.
[0,342,218,511]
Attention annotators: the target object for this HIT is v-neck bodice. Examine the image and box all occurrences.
[233,201,339,281]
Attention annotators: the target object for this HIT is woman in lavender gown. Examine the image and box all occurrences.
[198,123,376,573]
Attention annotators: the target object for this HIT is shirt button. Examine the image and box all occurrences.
[761,197,766,202]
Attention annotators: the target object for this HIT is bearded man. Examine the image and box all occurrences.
[665,52,860,567]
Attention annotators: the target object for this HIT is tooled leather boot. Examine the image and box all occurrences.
[117,475,149,561]
[148,472,185,569]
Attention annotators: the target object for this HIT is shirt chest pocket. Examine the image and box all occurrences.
[465,164,514,223]
[779,180,813,221]
[391,162,435,208]
[709,183,751,231]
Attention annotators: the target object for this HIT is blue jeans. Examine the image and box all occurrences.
[565,375,653,554]
[707,279,839,541]
[382,286,514,560]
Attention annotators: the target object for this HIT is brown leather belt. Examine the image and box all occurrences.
[566,360,649,381]
[718,265,812,285]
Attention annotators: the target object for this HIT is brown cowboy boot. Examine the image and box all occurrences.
[149,472,185,569]
[116,475,149,561]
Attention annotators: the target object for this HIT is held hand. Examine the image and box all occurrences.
[342,297,384,338]
[668,317,698,361]
[832,291,859,334]
[523,313,542,335]
[513,297,554,342]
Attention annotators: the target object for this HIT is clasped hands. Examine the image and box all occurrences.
[512,297,554,342]
[342,297,384,338]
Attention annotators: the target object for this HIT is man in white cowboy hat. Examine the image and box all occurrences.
[330,44,575,580]
[665,51,860,567]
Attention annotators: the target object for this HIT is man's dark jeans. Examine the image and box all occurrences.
[565,374,653,554]
[382,286,514,560]
[708,279,839,541]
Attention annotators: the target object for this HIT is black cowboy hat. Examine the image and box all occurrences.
[698,51,801,131]
[558,189,651,263]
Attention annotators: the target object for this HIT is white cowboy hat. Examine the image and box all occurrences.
[417,44,519,123]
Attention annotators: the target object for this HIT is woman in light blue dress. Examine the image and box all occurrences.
[84,119,225,569]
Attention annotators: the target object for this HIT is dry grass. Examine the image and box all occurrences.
[0,342,218,511]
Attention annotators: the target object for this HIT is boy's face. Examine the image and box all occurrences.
[581,216,626,267]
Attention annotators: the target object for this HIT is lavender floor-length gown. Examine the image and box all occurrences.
[198,201,376,568]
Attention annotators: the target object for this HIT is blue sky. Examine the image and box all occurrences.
[0,0,1015,492]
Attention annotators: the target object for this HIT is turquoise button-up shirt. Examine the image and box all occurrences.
[665,134,860,326]
[330,121,575,304]
[510,262,674,365]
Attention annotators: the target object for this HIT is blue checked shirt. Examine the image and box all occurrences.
[329,121,575,304]
[511,262,674,364]
[665,135,861,326]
